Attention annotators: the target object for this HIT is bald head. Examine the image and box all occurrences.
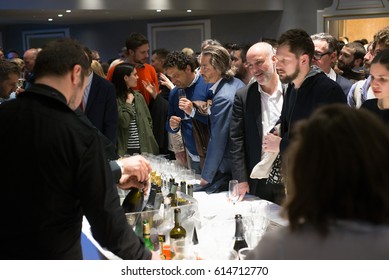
[245,42,277,88]
[23,48,39,73]
[247,42,275,58]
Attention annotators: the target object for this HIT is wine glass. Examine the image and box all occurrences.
[17,72,25,90]
[229,179,240,205]
[178,88,190,120]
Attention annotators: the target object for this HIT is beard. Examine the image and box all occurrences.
[278,65,300,84]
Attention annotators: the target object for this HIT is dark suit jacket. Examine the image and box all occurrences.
[85,73,118,146]
[230,81,263,185]
[336,74,353,96]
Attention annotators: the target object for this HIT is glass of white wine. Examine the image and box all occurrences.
[17,72,25,89]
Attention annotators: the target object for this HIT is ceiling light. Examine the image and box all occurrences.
[66,10,71,13]
[48,18,53,21]
[187,10,192,13]
[58,14,63,17]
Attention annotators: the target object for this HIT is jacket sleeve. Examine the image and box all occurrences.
[202,93,234,183]
[79,135,151,260]
[117,98,135,129]
[230,90,248,183]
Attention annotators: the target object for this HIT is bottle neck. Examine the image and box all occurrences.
[234,217,245,239]
[174,209,181,227]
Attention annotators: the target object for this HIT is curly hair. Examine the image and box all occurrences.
[163,51,197,72]
[373,26,389,50]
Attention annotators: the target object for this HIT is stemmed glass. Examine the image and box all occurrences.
[178,88,190,120]
[228,179,240,205]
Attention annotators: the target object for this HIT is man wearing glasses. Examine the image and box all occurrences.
[311,33,353,96]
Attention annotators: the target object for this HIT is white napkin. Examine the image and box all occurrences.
[250,152,278,179]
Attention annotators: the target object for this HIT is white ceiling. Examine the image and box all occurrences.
[0,0,284,25]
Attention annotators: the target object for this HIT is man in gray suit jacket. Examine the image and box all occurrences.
[230,42,285,204]
[311,33,353,96]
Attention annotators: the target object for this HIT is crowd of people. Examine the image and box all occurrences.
[1,25,389,260]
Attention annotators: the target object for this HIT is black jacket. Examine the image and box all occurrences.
[280,67,347,152]
[0,84,150,260]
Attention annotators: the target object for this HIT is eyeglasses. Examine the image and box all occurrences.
[313,51,331,60]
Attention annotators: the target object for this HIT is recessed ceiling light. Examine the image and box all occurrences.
[58,14,63,17]
[187,10,192,13]
[66,10,71,13]
[48,18,53,21]
[156,9,162,12]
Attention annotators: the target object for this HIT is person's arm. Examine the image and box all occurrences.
[79,136,152,260]
[230,90,248,183]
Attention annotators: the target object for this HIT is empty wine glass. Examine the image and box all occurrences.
[229,179,239,205]
[178,88,190,120]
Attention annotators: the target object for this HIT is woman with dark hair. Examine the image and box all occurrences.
[361,48,389,125]
[112,63,158,156]
[248,104,389,259]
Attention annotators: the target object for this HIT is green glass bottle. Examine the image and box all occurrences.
[143,220,154,251]
[122,187,144,213]
[169,208,186,258]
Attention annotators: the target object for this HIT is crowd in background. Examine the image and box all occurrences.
[1,25,389,260]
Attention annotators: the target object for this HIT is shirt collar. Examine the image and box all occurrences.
[257,80,283,98]
[187,71,200,88]
[210,78,223,92]
[327,68,337,81]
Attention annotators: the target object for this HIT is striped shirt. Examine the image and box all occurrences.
[127,103,141,153]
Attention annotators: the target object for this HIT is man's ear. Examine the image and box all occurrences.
[300,53,310,66]
[354,58,363,68]
[70,64,82,84]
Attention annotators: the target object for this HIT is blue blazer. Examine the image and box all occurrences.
[202,77,245,185]
[85,73,118,146]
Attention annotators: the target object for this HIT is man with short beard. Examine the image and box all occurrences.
[263,29,346,157]
[337,42,366,83]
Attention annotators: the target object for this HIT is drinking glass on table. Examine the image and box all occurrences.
[229,179,240,205]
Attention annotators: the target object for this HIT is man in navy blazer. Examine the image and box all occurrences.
[83,72,118,146]
[82,48,118,147]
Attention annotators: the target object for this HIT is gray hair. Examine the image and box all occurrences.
[201,45,234,79]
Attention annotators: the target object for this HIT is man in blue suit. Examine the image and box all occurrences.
[197,45,245,193]
[82,47,118,147]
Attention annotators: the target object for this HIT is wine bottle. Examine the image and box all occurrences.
[169,208,186,258]
[233,214,248,253]
[157,197,173,259]
[167,183,178,207]
[180,180,187,195]
[122,187,144,213]
[154,174,163,210]
[143,220,154,251]
[187,184,193,197]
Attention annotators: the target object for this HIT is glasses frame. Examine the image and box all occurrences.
[313,51,332,60]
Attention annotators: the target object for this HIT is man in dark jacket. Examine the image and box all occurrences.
[0,38,158,260]
[263,29,346,155]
